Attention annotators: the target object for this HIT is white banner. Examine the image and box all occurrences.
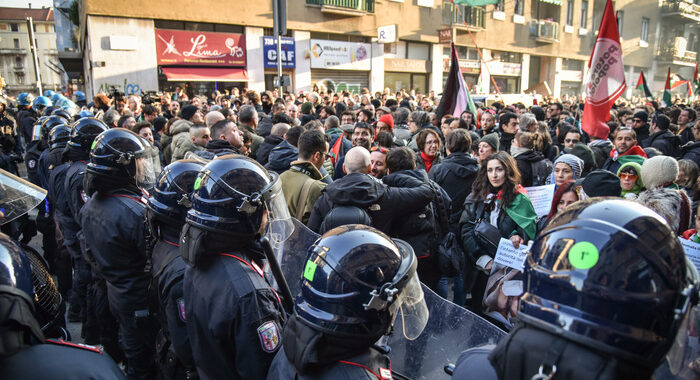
[309,39,372,71]
[680,238,700,272]
[493,238,532,271]
[524,184,555,217]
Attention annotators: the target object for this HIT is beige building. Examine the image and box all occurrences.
[0,7,62,96]
[74,0,698,99]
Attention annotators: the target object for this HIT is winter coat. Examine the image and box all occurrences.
[257,135,284,167]
[635,124,651,147]
[415,151,443,174]
[429,152,479,229]
[588,139,613,170]
[257,116,273,138]
[279,161,327,224]
[514,150,549,187]
[172,137,204,161]
[264,140,298,174]
[682,141,700,168]
[307,172,434,235]
[165,119,193,164]
[192,139,240,161]
[644,130,682,158]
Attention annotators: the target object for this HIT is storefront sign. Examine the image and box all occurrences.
[487,61,521,76]
[310,39,371,71]
[377,25,397,44]
[443,58,480,74]
[155,29,246,67]
[384,58,430,73]
[263,36,296,69]
[438,28,453,44]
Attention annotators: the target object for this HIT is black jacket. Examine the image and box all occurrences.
[514,150,548,187]
[48,162,78,247]
[499,132,515,155]
[265,140,298,174]
[194,139,240,160]
[80,188,149,312]
[184,245,286,380]
[682,141,700,168]
[635,124,651,147]
[257,135,284,167]
[644,130,681,158]
[307,172,434,235]
[257,116,273,138]
[429,153,479,229]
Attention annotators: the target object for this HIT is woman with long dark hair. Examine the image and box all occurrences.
[459,152,537,315]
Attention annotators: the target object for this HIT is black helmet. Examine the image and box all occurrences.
[51,108,72,123]
[34,115,67,142]
[186,154,288,236]
[67,117,108,153]
[87,128,159,188]
[520,198,696,367]
[147,159,204,229]
[41,105,57,117]
[0,233,45,356]
[30,116,49,141]
[48,124,71,151]
[294,225,428,341]
[21,243,67,340]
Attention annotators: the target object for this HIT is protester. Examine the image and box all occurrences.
[550,154,583,188]
[617,162,644,199]
[478,133,499,163]
[415,128,442,174]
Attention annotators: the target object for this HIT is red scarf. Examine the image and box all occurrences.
[608,145,648,159]
[420,151,435,173]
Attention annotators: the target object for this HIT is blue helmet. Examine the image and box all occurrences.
[50,93,61,104]
[43,90,55,98]
[17,92,34,107]
[294,225,427,341]
[74,91,86,102]
[520,198,697,367]
[77,110,94,119]
[147,159,204,230]
[32,96,52,113]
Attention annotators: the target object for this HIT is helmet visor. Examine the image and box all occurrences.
[263,172,291,221]
[32,123,43,141]
[0,168,47,225]
[136,152,158,189]
[392,273,429,340]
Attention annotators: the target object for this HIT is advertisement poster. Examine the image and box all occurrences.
[309,39,371,71]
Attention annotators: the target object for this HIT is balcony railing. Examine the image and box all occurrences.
[530,19,559,42]
[13,64,24,71]
[662,0,700,22]
[307,0,374,14]
[442,2,486,30]
[0,48,28,55]
[659,45,698,66]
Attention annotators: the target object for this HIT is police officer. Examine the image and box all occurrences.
[146,159,203,379]
[451,198,698,380]
[21,95,51,144]
[0,97,23,162]
[15,92,34,144]
[181,155,289,380]
[266,224,428,380]
[75,90,87,108]
[80,128,160,380]
[0,232,126,379]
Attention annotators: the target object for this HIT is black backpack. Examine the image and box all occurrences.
[319,205,372,234]
[530,158,553,187]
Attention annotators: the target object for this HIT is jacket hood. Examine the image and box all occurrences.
[169,119,192,135]
[266,140,298,171]
[441,153,479,178]
[324,172,386,206]
[514,149,544,163]
[263,134,284,145]
[205,139,239,155]
[382,169,428,188]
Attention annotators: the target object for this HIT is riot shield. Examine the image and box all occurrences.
[653,305,700,380]
[386,285,506,380]
[0,168,47,225]
[265,217,320,297]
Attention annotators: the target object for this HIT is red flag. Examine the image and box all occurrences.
[582,0,625,139]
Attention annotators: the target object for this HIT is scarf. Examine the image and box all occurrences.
[509,146,529,158]
[491,185,537,240]
[420,151,436,173]
[609,145,648,167]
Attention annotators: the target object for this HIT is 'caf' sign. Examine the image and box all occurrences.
[155,29,246,67]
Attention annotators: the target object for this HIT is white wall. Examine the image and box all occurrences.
[293,30,311,93]
[370,42,384,93]
[245,26,265,93]
[86,15,158,98]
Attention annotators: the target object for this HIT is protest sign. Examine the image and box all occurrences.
[524,184,555,218]
[679,238,700,272]
[493,238,532,271]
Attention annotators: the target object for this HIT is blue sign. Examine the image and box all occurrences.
[263,36,296,69]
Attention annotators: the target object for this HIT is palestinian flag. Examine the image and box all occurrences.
[663,68,672,107]
[496,185,537,240]
[436,42,478,122]
[694,63,699,96]
[635,71,653,98]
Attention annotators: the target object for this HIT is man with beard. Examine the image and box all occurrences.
[602,127,647,174]
[333,122,372,180]
[370,146,388,179]
[479,111,496,137]
[280,130,328,224]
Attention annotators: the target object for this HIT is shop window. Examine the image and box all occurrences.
[562,58,583,71]
[310,32,370,43]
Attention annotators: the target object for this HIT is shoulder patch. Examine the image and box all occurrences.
[27,159,36,169]
[177,297,186,322]
[80,190,89,203]
[45,338,103,354]
[256,320,281,353]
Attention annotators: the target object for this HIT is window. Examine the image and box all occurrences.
[514,0,524,15]
[407,42,430,60]
[16,73,24,85]
[641,17,649,42]
[15,56,22,67]
[616,11,623,36]
[10,23,18,32]
[13,39,20,49]
[495,1,504,11]
[580,1,588,29]
[562,58,583,71]
[566,0,574,26]
[493,51,522,63]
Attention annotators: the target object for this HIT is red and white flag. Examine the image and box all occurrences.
[582,0,625,139]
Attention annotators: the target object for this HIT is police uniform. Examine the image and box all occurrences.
[184,248,286,380]
[80,187,155,379]
[268,346,395,380]
[17,107,34,143]
[24,139,45,186]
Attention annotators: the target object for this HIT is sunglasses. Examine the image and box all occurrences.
[619,173,638,180]
[370,146,389,154]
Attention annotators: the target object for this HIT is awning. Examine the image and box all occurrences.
[539,0,562,5]
[161,67,248,82]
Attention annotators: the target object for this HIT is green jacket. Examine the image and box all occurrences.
[164,119,193,164]
[279,161,326,224]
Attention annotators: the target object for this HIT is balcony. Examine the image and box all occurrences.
[662,0,700,22]
[13,64,24,72]
[0,48,28,55]
[442,2,486,31]
[530,19,559,43]
[659,45,698,67]
[306,0,373,16]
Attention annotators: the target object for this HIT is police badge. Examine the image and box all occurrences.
[256,320,280,353]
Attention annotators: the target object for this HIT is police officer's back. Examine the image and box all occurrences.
[267,224,429,380]
[80,128,160,379]
[181,155,287,380]
[0,232,125,380]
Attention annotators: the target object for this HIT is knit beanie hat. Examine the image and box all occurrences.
[634,111,649,123]
[301,102,313,115]
[553,154,584,179]
[378,114,394,130]
[479,133,500,151]
[180,104,198,120]
[641,155,678,189]
[565,143,596,174]
[578,170,621,197]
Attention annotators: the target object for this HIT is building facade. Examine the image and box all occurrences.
[0,7,62,96]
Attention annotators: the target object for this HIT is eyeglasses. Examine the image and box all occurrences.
[370,146,389,154]
[618,173,638,180]
[564,139,580,144]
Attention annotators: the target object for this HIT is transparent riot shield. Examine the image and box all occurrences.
[0,168,47,225]
[386,285,506,380]
[653,305,700,380]
[265,217,320,297]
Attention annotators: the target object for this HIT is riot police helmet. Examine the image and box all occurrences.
[43,90,55,98]
[32,96,52,114]
[186,155,289,237]
[33,115,66,142]
[67,117,108,153]
[520,198,696,367]
[17,92,34,107]
[48,124,71,151]
[147,159,204,229]
[74,91,86,102]
[87,128,160,189]
[51,108,72,123]
[294,225,428,342]
[77,110,94,120]
[41,106,57,117]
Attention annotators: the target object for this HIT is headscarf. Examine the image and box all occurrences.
[616,162,644,198]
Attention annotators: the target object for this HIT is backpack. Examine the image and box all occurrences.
[530,158,553,187]
[428,181,465,276]
[319,205,372,234]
